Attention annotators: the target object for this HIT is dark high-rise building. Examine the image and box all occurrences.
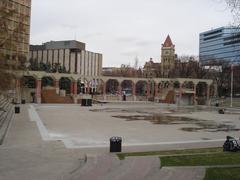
[0,0,31,66]
[199,27,240,65]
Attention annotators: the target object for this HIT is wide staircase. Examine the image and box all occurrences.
[41,89,74,104]
[0,96,14,145]
[160,90,175,104]
[69,155,160,180]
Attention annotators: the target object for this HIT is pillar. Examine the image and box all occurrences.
[15,78,21,103]
[87,83,90,94]
[36,79,42,104]
[118,83,122,100]
[73,81,78,95]
[154,82,158,97]
[103,82,106,100]
[54,79,59,94]
[132,82,136,101]
[193,83,197,105]
[147,82,150,98]
[207,84,210,105]
[70,82,74,95]
[179,83,183,106]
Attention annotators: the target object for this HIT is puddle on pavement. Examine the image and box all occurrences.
[112,114,240,133]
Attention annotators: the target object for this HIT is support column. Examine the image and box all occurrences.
[118,83,122,101]
[103,82,106,101]
[87,83,90,94]
[146,82,150,99]
[154,82,158,97]
[207,84,210,106]
[73,81,78,95]
[15,78,21,103]
[70,82,74,95]
[36,79,42,104]
[54,79,59,95]
[193,83,197,105]
[132,82,136,101]
[73,81,78,104]
[179,83,183,106]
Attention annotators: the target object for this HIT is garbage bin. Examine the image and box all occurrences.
[218,109,225,114]
[81,99,92,106]
[122,95,126,101]
[215,103,219,107]
[21,99,26,104]
[110,136,122,152]
[15,106,20,114]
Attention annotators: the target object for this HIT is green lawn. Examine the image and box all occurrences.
[160,152,240,167]
[117,147,222,160]
[204,167,240,180]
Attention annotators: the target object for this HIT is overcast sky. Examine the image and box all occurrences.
[30,0,233,67]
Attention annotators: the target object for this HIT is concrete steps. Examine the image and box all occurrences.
[70,155,160,180]
[0,97,14,145]
[42,89,74,104]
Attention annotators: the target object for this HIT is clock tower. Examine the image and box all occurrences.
[161,35,176,78]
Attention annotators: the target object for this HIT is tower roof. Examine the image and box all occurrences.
[162,35,174,47]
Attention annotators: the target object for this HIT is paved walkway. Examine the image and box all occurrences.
[0,104,231,180]
[0,105,86,180]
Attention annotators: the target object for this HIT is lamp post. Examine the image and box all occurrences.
[230,64,233,107]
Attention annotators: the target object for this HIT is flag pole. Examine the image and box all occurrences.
[230,64,233,108]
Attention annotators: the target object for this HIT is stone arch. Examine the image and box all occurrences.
[173,81,180,89]
[59,77,72,95]
[121,80,133,95]
[21,76,36,103]
[196,82,207,97]
[106,79,119,94]
[41,76,54,88]
[135,80,147,96]
[21,76,36,89]
[183,81,194,89]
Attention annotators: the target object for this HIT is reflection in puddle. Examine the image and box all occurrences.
[112,114,240,132]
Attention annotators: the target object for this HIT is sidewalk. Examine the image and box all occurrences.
[0,105,85,180]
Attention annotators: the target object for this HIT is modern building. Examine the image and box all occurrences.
[199,26,240,65]
[0,0,31,63]
[29,40,103,76]
[160,35,177,77]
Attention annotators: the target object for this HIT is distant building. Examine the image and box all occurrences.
[0,0,32,63]
[143,35,177,78]
[29,40,103,76]
[160,35,177,78]
[199,26,240,65]
[143,58,161,78]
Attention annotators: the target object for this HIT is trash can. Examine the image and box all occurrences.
[21,99,26,104]
[218,109,225,114]
[215,103,219,107]
[15,106,20,114]
[122,95,126,101]
[110,136,122,152]
[81,99,92,106]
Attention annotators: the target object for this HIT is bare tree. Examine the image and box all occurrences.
[226,0,240,26]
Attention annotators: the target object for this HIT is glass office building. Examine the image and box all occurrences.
[199,27,240,65]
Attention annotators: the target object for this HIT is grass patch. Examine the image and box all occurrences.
[117,147,222,160]
[204,167,240,180]
[160,152,240,167]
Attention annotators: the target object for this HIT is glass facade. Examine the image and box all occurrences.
[199,27,240,65]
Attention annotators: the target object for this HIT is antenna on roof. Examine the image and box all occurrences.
[74,32,77,40]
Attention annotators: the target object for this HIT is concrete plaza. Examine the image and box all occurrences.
[1,102,240,179]
[32,103,240,151]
